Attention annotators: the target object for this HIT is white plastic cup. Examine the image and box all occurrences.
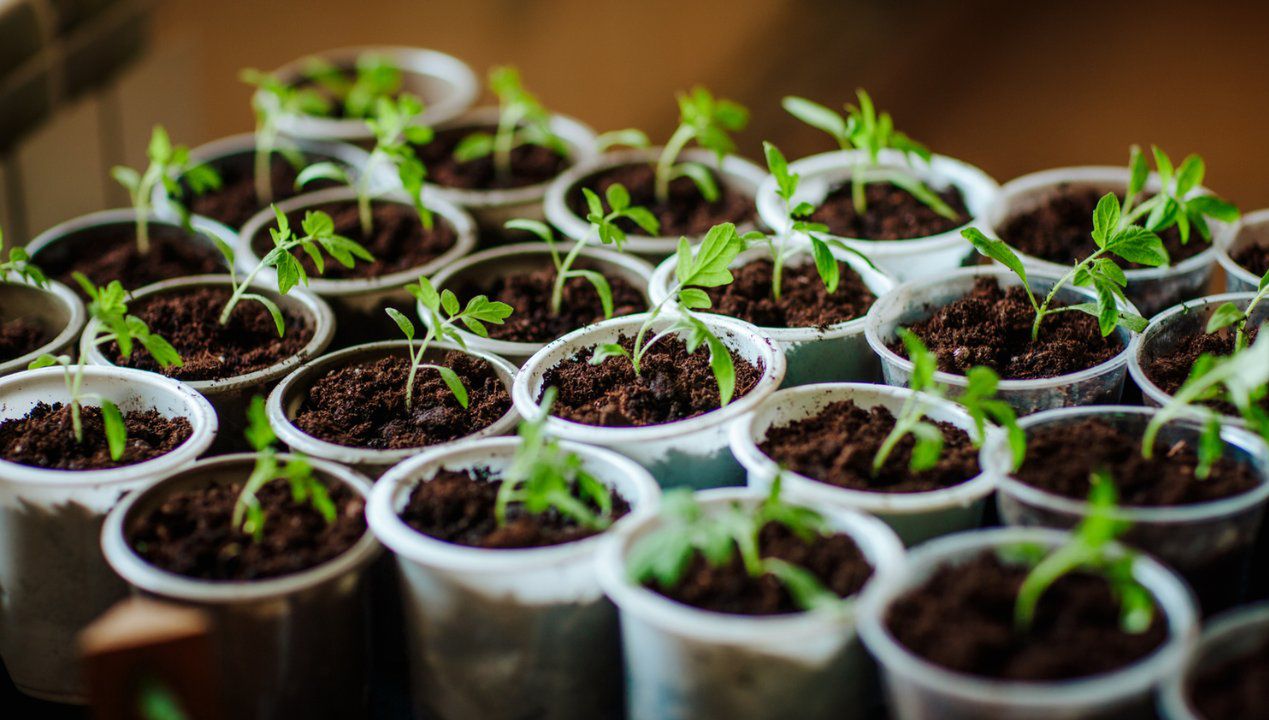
[512,313,787,489]
[730,383,1000,546]
[596,487,906,720]
[1216,207,1269,292]
[0,279,85,377]
[856,527,1198,720]
[0,366,217,702]
[1158,601,1269,719]
[367,437,661,720]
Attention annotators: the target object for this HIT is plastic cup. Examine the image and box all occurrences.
[1216,208,1269,292]
[1157,601,1269,719]
[0,279,85,377]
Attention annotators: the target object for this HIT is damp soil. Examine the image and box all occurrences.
[106,286,314,381]
[886,552,1168,681]
[292,352,510,449]
[413,124,570,190]
[1014,418,1261,506]
[1232,241,1269,278]
[1191,636,1269,720]
[703,258,874,329]
[646,521,873,615]
[566,162,756,238]
[758,399,980,493]
[1142,324,1263,416]
[0,318,47,361]
[894,277,1123,379]
[542,335,763,427]
[36,224,222,295]
[189,151,341,230]
[0,402,191,470]
[128,476,366,581]
[399,466,630,549]
[808,182,969,241]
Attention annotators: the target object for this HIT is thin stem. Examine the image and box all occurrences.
[552,236,591,316]
[219,242,292,325]
[1031,249,1105,341]
[630,294,677,373]
[769,237,785,301]
[872,394,922,474]
[1015,543,1092,632]
[655,125,696,204]
[135,164,162,256]
[1142,362,1243,457]
[493,106,524,187]
[1235,286,1268,352]
[69,360,86,443]
[1121,194,1163,228]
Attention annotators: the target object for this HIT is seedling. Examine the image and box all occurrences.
[493,388,616,531]
[241,68,331,206]
[232,396,335,542]
[505,182,659,319]
[1008,473,1155,634]
[111,126,221,255]
[302,53,402,119]
[29,274,182,460]
[385,275,512,410]
[1118,145,1239,245]
[0,236,47,287]
[1206,268,1269,352]
[214,207,373,333]
[453,66,569,185]
[782,89,956,220]
[654,87,748,204]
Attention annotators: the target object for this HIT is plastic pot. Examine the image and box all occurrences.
[101,454,381,719]
[81,275,335,453]
[730,382,999,546]
[0,279,85,377]
[425,241,656,366]
[267,340,520,478]
[367,436,660,720]
[649,243,895,386]
[512,313,786,489]
[0,366,216,702]
[864,267,1137,415]
[596,487,905,720]
[1216,208,1269,292]
[1158,601,1269,719]
[754,149,999,282]
[856,527,1198,720]
[544,148,767,258]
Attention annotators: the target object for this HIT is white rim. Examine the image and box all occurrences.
[0,279,85,376]
[26,209,233,273]
[1158,601,1269,719]
[1215,208,1269,290]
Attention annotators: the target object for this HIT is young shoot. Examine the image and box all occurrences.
[302,53,402,119]
[0,240,47,287]
[28,274,182,460]
[232,396,335,542]
[655,87,749,205]
[782,89,956,220]
[1119,145,1239,246]
[453,66,569,185]
[1206,268,1269,352]
[111,126,221,255]
[385,276,512,410]
[241,68,332,206]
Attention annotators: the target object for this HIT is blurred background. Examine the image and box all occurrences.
[1,0,1268,247]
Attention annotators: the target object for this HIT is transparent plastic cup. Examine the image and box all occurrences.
[1157,601,1269,719]
[367,437,661,720]
[864,267,1136,415]
[729,382,1000,546]
[856,527,1198,720]
[596,487,906,720]
[0,278,84,377]
[1215,207,1269,292]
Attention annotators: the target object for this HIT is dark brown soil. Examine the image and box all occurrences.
[758,399,980,493]
[647,521,872,615]
[1001,187,1205,269]
[106,286,314,381]
[128,476,366,581]
[887,552,1168,681]
[36,224,223,295]
[703,258,874,329]
[566,162,755,238]
[0,318,47,361]
[414,124,570,190]
[292,352,510,449]
[0,402,191,470]
[896,277,1123,379]
[1143,325,1263,416]
[189,151,340,230]
[808,182,968,241]
[1232,240,1269,278]
[1015,418,1261,506]
[399,466,630,549]
[1191,637,1269,720]
[542,335,763,427]
[453,262,646,343]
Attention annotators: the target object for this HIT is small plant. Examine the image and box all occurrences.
[302,53,402,119]
[232,396,335,542]
[29,274,182,460]
[782,89,956,221]
[385,275,512,410]
[111,126,221,255]
[654,87,749,204]
[452,66,569,185]
[241,68,332,206]
[1118,145,1239,246]
[0,236,47,287]
[1206,268,1269,352]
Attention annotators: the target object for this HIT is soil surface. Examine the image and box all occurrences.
[400,466,630,548]
[292,352,510,449]
[1015,418,1261,506]
[107,286,314,381]
[0,318,47,361]
[566,162,755,238]
[759,399,979,493]
[414,124,570,190]
[809,182,968,241]
[37,225,222,294]
[647,521,872,615]
[0,402,191,470]
[1232,241,1269,278]
[703,258,874,329]
[542,335,763,427]
[189,151,340,230]
[1143,325,1262,416]
[887,552,1168,680]
[1191,636,1269,720]
[1001,187,1207,269]
[896,277,1123,379]
[129,476,366,581]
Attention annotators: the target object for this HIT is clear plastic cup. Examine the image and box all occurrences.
[1158,601,1269,719]
[0,278,84,377]
[1216,208,1269,292]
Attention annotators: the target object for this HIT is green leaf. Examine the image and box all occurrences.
[1127,146,1148,197]
[240,293,286,336]
[100,399,127,462]
[702,327,736,407]
[962,228,1029,288]
[295,161,349,188]
[782,96,849,145]
[605,183,630,213]
[572,270,614,318]
[453,132,496,162]
[110,166,141,193]
[1207,302,1246,334]
[594,128,649,152]
[1104,226,1169,267]
[1175,154,1205,196]
[1092,192,1121,246]
[28,353,62,370]
[435,365,469,409]
[590,343,629,365]
[621,206,661,236]
[440,289,460,316]
[385,307,415,340]
[909,421,944,471]
[244,395,275,451]
[810,236,840,293]
[679,222,742,287]
[1187,194,1240,223]
[677,287,712,310]
[674,162,720,203]
[504,218,555,244]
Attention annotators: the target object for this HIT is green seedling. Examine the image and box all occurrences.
[241,68,331,206]
[782,89,955,221]
[453,66,569,185]
[303,53,402,119]
[1118,145,1239,246]
[29,274,181,460]
[386,275,512,410]
[594,128,651,153]
[111,126,221,255]
[654,87,748,204]
[0,236,47,287]
[1206,268,1269,352]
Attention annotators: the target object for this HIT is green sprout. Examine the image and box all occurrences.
[386,276,512,410]
[0,237,47,287]
[1206,268,1269,352]
[452,66,569,186]
[302,53,402,119]
[111,126,221,255]
[594,128,651,153]
[241,68,331,206]
[1118,145,1239,246]
[782,89,956,220]
[654,87,749,205]
[29,274,181,460]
